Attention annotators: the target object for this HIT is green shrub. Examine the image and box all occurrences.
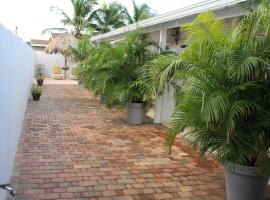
[31,86,42,94]
[80,30,157,109]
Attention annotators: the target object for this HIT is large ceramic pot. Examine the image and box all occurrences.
[127,103,144,125]
[224,163,269,200]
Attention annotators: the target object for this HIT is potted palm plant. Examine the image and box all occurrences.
[36,74,44,86]
[31,86,42,101]
[35,64,45,86]
[140,1,270,199]
[80,31,156,124]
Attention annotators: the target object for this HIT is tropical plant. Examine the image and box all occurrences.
[140,0,270,174]
[36,64,44,76]
[125,0,155,24]
[90,1,127,34]
[36,74,45,86]
[68,29,93,62]
[36,74,44,82]
[79,30,157,108]
[78,41,113,96]
[31,86,42,101]
[31,86,42,95]
[44,0,97,38]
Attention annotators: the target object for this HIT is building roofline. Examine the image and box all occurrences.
[30,39,49,47]
[91,0,246,42]
[31,44,47,47]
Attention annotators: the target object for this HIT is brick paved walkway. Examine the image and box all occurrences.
[8,83,270,200]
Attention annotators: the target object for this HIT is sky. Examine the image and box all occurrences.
[0,0,203,42]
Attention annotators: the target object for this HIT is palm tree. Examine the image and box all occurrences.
[79,30,156,107]
[125,0,155,24]
[140,0,270,175]
[44,0,97,38]
[90,2,127,34]
[68,31,93,62]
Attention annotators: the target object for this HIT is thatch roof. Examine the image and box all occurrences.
[45,32,77,55]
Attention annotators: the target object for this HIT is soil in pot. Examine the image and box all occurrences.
[128,103,144,125]
[32,93,41,101]
[224,163,269,200]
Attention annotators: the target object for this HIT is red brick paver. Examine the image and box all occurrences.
[8,84,270,199]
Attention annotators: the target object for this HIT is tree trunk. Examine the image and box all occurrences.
[64,56,67,68]
[64,56,68,79]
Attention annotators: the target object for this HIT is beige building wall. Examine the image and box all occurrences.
[147,31,160,53]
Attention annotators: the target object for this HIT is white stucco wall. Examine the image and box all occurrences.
[147,31,160,52]
[34,51,76,78]
[0,24,34,199]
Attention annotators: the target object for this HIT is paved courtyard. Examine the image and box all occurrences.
[8,82,270,199]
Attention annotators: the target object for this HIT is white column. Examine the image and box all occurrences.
[159,28,167,52]
[96,41,100,47]
[154,28,167,123]
[161,84,175,124]
[153,95,162,123]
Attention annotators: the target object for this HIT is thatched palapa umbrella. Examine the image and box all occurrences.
[45,32,77,79]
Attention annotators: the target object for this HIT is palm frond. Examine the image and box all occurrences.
[148,1,270,175]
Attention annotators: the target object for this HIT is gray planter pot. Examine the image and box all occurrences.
[127,103,144,125]
[224,163,269,200]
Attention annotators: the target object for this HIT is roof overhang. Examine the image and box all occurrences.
[91,0,246,42]
[31,44,47,47]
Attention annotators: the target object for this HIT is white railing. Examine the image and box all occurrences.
[0,24,34,199]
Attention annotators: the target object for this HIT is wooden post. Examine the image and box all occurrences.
[64,56,67,79]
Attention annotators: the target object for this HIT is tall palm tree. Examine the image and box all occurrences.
[44,0,97,38]
[68,31,93,62]
[90,2,127,34]
[125,0,155,24]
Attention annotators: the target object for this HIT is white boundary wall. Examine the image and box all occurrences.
[34,51,65,77]
[0,24,34,199]
[34,51,75,78]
